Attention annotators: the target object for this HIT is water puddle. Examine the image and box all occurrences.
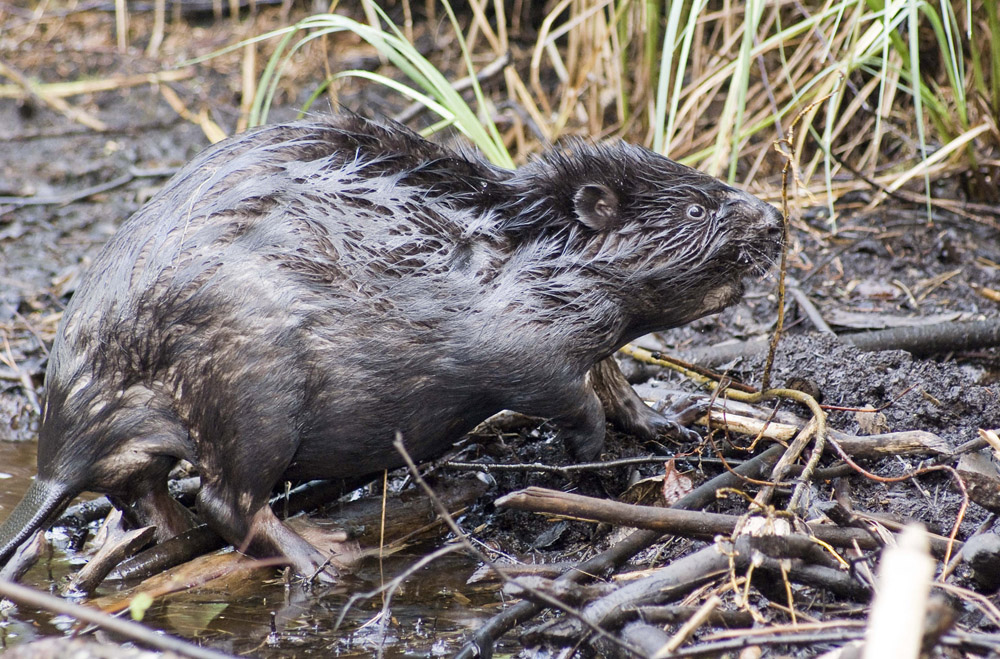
[0,440,504,655]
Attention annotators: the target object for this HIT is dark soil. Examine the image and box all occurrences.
[1,3,999,658]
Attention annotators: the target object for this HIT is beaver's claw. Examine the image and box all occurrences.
[648,395,710,442]
[589,357,707,444]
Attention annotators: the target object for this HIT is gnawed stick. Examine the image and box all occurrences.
[0,531,45,583]
[702,409,949,458]
[675,318,1000,367]
[66,509,156,595]
[633,604,754,627]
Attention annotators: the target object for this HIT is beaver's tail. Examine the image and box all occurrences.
[0,480,71,566]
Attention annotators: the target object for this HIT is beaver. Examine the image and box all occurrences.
[0,114,782,579]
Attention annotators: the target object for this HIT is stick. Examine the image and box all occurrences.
[0,69,193,100]
[496,486,960,557]
[0,167,178,207]
[863,525,934,659]
[678,318,1000,367]
[0,579,234,659]
[0,58,106,131]
[454,444,785,659]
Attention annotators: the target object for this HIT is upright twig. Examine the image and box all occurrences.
[763,87,840,390]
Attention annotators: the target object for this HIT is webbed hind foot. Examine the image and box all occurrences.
[197,484,353,583]
[589,356,705,443]
[246,506,355,583]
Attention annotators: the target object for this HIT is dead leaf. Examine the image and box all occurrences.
[856,410,890,435]
[662,460,694,506]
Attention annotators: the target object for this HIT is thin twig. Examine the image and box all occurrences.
[392,434,646,657]
[0,579,235,659]
[0,167,177,207]
[764,85,841,389]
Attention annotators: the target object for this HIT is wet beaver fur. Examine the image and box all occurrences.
[0,114,783,579]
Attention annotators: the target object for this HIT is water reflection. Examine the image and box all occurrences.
[0,443,498,657]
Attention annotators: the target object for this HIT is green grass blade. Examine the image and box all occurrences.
[652,0,683,154]
[906,0,931,216]
[245,8,511,167]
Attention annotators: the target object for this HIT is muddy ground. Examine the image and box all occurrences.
[1,3,1000,657]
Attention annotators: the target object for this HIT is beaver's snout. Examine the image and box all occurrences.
[759,203,785,246]
[724,191,784,275]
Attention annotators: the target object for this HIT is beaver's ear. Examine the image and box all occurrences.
[573,184,619,231]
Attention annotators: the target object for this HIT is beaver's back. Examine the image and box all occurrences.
[58,117,510,352]
[42,118,528,486]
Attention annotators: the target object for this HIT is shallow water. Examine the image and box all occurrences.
[0,440,36,517]
[0,440,503,656]
[4,552,499,656]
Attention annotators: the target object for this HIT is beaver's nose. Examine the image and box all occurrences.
[762,204,784,242]
[728,189,784,242]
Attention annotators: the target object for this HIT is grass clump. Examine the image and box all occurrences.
[211,0,996,214]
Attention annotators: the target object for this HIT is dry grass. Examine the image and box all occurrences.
[231,0,998,222]
[2,0,997,218]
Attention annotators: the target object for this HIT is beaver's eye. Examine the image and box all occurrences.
[686,204,706,219]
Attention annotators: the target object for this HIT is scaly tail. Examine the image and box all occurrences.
[0,480,71,566]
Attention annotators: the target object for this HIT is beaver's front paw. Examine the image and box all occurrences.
[645,395,709,443]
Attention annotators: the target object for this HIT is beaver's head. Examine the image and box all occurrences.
[500,141,783,336]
